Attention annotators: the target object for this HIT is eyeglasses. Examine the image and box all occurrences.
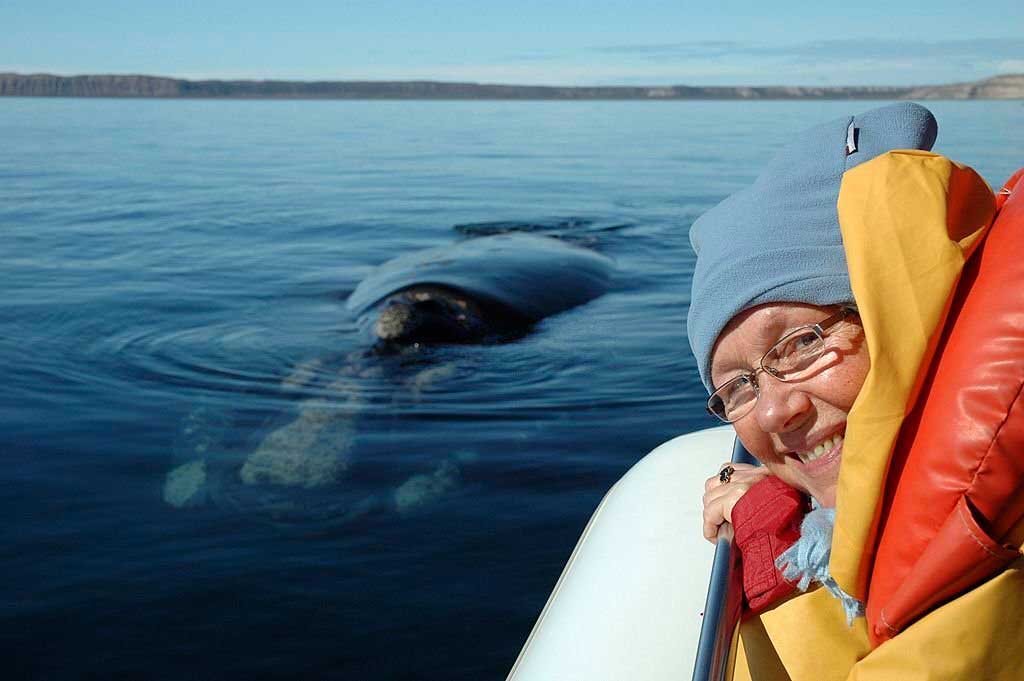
[706,307,857,423]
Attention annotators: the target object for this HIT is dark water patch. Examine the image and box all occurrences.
[453,216,596,236]
[450,216,638,252]
[74,208,171,225]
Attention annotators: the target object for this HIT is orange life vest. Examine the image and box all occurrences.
[866,167,1024,645]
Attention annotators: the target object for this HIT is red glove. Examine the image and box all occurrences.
[731,475,809,614]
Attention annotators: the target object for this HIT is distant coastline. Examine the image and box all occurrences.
[2,72,1023,100]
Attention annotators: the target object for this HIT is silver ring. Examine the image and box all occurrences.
[719,465,735,484]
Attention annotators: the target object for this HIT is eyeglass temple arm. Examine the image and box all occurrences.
[691,437,760,681]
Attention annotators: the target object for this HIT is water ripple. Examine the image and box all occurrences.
[90,320,306,394]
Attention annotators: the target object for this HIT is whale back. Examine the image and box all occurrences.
[346,233,614,322]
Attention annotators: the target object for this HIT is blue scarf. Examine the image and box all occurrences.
[775,504,866,625]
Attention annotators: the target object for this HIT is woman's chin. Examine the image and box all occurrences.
[813,484,838,508]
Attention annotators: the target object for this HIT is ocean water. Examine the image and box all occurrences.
[1,98,1019,680]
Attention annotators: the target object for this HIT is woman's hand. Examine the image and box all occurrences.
[702,462,772,543]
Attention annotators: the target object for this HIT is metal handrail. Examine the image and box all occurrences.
[691,438,758,681]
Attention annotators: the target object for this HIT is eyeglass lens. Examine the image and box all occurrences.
[708,329,827,422]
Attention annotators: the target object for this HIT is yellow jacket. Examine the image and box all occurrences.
[732,151,1024,681]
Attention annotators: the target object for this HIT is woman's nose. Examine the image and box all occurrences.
[754,378,812,434]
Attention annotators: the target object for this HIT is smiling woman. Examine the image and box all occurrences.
[706,303,868,510]
[688,102,938,544]
[685,102,1024,680]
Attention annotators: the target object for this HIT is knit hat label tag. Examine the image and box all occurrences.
[846,122,858,155]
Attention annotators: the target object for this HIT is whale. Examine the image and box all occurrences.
[347,233,615,349]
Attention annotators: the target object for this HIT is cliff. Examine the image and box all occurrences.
[1,72,1022,100]
[905,74,1024,100]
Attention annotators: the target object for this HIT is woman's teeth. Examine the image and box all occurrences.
[797,433,843,464]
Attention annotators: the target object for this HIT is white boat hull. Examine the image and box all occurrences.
[508,426,735,680]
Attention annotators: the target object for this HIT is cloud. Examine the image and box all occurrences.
[443,37,1022,86]
[591,41,745,59]
[994,59,1024,73]
[589,37,1024,64]
[565,36,1023,86]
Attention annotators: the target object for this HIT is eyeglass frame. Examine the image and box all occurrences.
[705,306,858,423]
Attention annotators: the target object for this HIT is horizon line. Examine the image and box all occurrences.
[3,70,1017,89]
[3,71,1021,101]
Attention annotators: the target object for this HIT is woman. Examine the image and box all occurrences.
[686,102,1022,680]
[701,302,866,531]
[700,303,869,617]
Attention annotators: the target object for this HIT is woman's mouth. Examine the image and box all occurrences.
[796,432,844,465]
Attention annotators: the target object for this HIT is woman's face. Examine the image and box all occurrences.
[709,302,869,506]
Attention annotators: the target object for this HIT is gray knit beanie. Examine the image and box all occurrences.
[687,102,938,390]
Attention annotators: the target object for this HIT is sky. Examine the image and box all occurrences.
[3,0,1022,86]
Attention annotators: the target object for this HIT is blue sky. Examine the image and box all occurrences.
[3,0,1022,85]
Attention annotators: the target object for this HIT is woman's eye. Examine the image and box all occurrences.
[793,332,818,350]
[777,332,817,355]
[771,331,822,366]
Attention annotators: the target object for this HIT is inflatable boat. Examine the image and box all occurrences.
[506,425,737,681]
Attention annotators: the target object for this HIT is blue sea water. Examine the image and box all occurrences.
[1,98,1020,680]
